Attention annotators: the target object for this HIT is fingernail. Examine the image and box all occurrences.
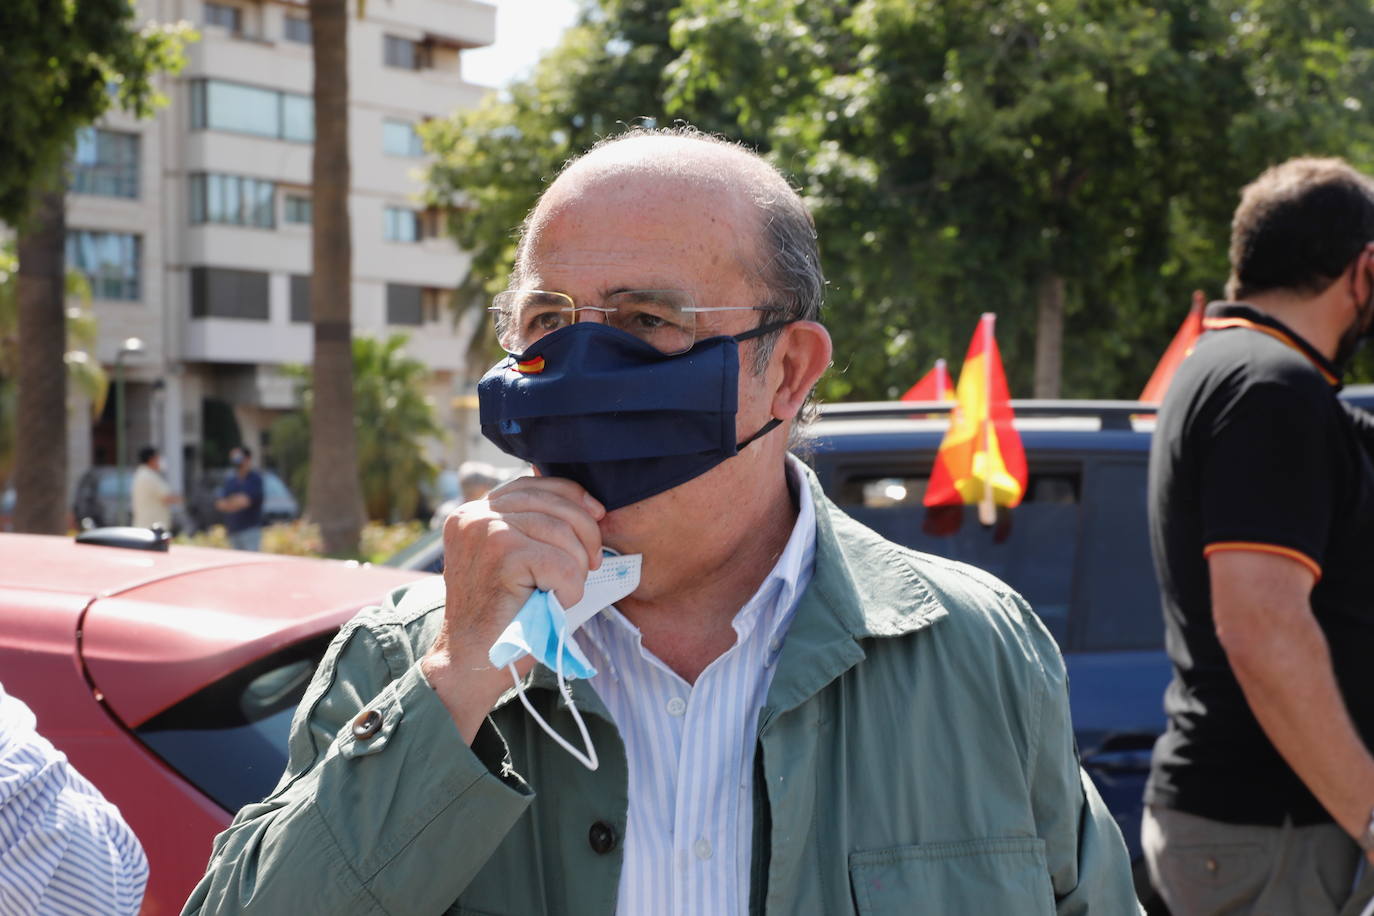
[583,494,604,517]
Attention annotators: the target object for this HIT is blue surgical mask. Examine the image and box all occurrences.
[489,553,642,770]
[477,321,787,511]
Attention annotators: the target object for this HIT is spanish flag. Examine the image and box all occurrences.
[900,359,955,402]
[1139,291,1205,403]
[924,314,1027,514]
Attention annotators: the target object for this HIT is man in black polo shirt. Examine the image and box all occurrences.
[1145,157,1374,914]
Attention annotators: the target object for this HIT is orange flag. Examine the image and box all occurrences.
[900,359,955,402]
[924,314,1027,513]
[1139,291,1205,403]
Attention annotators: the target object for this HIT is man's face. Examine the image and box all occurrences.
[1335,255,1374,370]
[520,171,779,528]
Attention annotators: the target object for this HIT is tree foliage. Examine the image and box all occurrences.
[428,0,1374,399]
[0,0,192,224]
[271,335,442,525]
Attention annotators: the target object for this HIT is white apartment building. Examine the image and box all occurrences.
[65,0,498,501]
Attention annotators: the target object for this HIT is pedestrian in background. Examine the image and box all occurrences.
[131,445,181,531]
[213,447,264,551]
[1145,156,1374,914]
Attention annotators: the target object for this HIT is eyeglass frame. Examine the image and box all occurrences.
[486,288,785,354]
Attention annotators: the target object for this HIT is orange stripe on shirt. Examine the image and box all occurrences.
[1203,541,1323,581]
[1201,317,1339,386]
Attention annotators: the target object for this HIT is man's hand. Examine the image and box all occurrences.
[421,477,605,743]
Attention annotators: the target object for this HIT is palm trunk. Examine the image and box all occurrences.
[1033,272,1065,399]
[307,0,365,555]
[13,187,69,534]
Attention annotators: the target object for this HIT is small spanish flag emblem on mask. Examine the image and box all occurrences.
[514,356,546,374]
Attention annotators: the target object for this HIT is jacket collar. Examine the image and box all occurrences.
[508,464,949,723]
[1204,301,1341,388]
[759,465,947,720]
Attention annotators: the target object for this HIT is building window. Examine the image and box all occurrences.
[382,119,425,157]
[190,266,270,320]
[189,174,277,228]
[67,231,141,301]
[284,194,312,224]
[290,274,311,322]
[204,2,242,32]
[384,35,427,70]
[190,79,314,142]
[384,207,422,243]
[71,128,140,199]
[421,287,449,324]
[284,15,311,43]
[386,283,423,325]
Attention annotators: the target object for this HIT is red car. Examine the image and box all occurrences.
[0,531,430,914]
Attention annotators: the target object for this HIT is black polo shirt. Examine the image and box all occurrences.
[1146,302,1374,826]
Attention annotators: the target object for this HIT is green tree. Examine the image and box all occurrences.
[1,1,190,533]
[668,0,1374,399]
[427,0,1374,402]
[270,335,442,529]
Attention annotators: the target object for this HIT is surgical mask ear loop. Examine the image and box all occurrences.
[506,615,599,771]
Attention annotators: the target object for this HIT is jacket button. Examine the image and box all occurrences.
[352,709,383,739]
[588,821,617,855]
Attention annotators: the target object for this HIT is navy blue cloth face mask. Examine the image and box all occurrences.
[478,320,788,511]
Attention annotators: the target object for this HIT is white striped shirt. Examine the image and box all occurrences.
[579,457,816,916]
[0,683,148,916]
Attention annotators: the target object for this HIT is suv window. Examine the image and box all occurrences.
[136,634,330,812]
[833,469,1081,645]
[819,449,1162,653]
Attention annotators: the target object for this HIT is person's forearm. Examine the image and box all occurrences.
[1222,608,1374,840]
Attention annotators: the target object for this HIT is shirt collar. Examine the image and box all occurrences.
[1204,301,1341,388]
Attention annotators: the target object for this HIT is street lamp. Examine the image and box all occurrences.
[114,337,144,526]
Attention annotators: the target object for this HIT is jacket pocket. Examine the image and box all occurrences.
[849,837,1054,915]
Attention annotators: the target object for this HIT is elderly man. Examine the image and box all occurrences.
[185,129,1137,914]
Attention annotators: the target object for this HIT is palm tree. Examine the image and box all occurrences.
[269,334,440,524]
[0,238,108,503]
[307,0,366,555]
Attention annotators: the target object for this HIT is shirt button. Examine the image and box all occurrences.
[588,821,617,855]
[694,837,712,860]
[351,709,383,740]
[666,697,687,717]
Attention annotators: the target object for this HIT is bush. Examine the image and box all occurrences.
[174,519,426,563]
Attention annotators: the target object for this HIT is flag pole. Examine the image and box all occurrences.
[978,314,997,526]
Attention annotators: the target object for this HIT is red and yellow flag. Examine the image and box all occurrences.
[924,314,1027,510]
[1139,291,1205,404]
[900,358,955,402]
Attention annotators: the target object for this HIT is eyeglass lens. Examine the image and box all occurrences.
[493,290,697,355]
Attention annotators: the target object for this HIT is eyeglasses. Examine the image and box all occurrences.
[489,289,781,355]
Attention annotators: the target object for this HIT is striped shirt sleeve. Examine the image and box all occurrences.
[0,683,148,916]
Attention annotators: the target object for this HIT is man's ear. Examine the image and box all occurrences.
[770,321,833,420]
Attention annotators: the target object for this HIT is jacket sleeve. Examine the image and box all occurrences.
[181,607,535,915]
[1013,594,1143,916]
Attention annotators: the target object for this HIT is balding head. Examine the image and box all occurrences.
[512,128,824,369]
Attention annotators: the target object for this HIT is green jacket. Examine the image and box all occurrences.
[185,477,1140,915]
